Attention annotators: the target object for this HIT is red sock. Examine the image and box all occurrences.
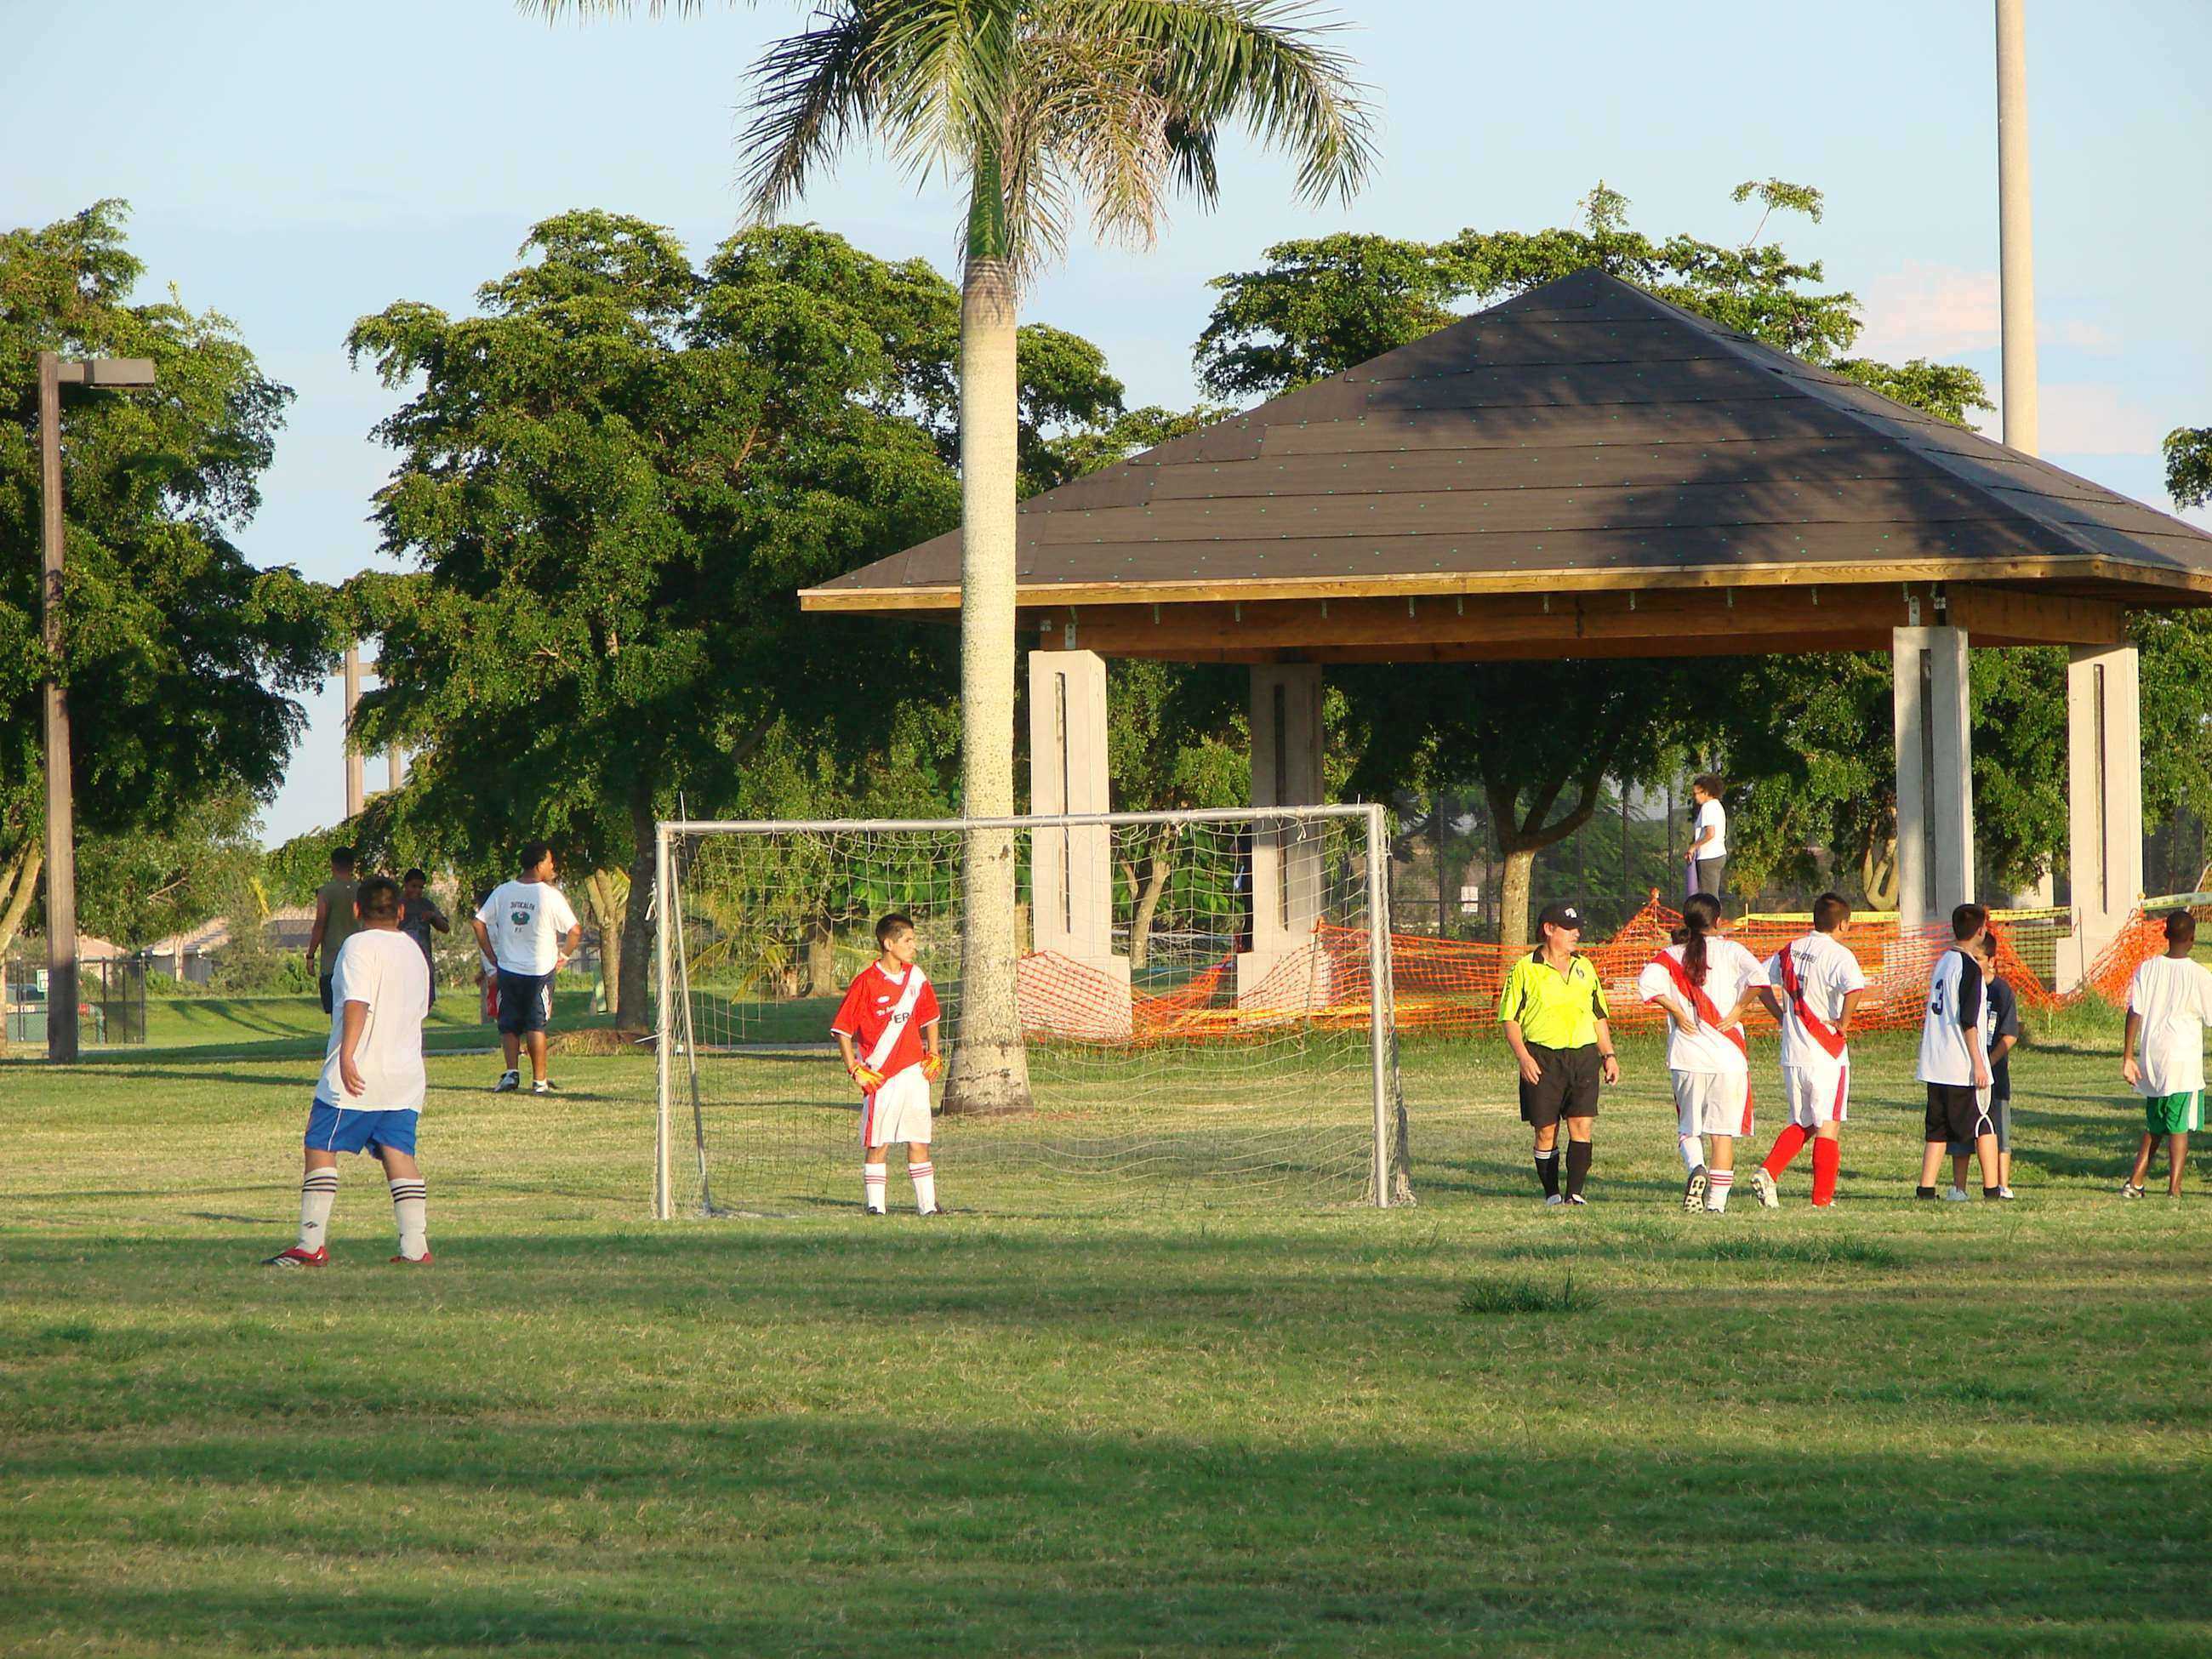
[1763,1123,1810,1178]
[1811,1137,1840,1206]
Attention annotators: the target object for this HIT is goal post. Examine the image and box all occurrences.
[652,806,1405,1217]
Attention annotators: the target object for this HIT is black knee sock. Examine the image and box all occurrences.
[1565,1140,1593,1197]
[1534,1148,1560,1197]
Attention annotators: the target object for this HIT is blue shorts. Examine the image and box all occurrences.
[495,969,556,1035]
[305,1099,419,1157]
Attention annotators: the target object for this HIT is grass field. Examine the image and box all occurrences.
[3,1016,2209,1656]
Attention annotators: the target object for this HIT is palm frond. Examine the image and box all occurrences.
[737,7,884,219]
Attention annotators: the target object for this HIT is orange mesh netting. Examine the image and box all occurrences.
[1015,893,2168,1046]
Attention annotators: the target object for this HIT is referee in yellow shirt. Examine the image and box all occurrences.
[1499,901,1620,1205]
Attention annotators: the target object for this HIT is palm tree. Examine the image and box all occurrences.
[527,0,1374,1112]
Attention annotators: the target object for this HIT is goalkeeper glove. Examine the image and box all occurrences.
[921,1052,944,1081]
[849,1063,885,1092]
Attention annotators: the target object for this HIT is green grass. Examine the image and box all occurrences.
[63,989,615,1063]
[1457,1273,1599,1314]
[2,1021,2208,1656]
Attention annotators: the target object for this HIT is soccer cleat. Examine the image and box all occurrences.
[262,1245,327,1269]
[1683,1167,1707,1212]
[1543,1193,1566,1207]
[1943,1186,1971,1202]
[2122,1183,2146,1199]
[388,1251,433,1265]
[918,1206,949,1217]
[493,1070,521,1093]
[1752,1168,1780,1211]
[532,1079,554,1095]
[1565,1193,1588,1206]
[1996,1186,2016,1200]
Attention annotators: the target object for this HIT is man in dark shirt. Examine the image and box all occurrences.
[399,869,450,1011]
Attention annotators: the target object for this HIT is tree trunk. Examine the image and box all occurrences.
[805,905,837,997]
[943,252,1033,1115]
[0,844,42,967]
[1498,846,1536,951]
[585,869,623,1014]
[616,790,656,1035]
[1862,832,1901,912]
[1129,839,1172,971]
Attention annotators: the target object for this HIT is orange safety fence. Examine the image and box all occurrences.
[1016,892,2171,1046]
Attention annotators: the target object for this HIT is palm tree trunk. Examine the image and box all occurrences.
[944,253,1034,1115]
[585,870,623,1015]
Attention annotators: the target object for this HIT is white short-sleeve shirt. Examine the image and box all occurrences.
[2127,955,2212,1097]
[476,879,580,976]
[1638,938,1767,1075]
[317,929,430,1113]
[1695,797,1727,859]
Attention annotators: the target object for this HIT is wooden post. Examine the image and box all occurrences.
[37,353,77,1063]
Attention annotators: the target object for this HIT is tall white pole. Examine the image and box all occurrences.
[1996,0,2038,455]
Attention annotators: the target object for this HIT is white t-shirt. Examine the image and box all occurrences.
[1764,932,1866,1072]
[1916,948,1987,1086]
[476,879,580,976]
[317,929,430,1113]
[2126,955,2212,1097]
[1638,938,1767,1075]
[1694,797,1727,859]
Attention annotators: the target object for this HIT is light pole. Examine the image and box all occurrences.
[1996,0,2037,455]
[37,351,156,1063]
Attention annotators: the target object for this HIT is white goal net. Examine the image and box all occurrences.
[653,807,1405,1217]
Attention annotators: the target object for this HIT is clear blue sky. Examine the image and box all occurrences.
[6,0,2207,847]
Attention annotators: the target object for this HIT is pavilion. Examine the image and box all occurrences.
[801,268,2212,992]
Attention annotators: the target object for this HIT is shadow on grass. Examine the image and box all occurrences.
[3,1417,2206,1656]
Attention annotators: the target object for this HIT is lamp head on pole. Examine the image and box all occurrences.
[52,357,157,388]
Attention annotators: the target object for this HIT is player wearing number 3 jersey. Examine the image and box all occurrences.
[830,913,945,1216]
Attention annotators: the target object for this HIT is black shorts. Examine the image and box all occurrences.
[1519,1043,1601,1127]
[318,972,336,1015]
[1924,1082,1995,1143]
[1947,1096,2010,1157]
[495,968,556,1035]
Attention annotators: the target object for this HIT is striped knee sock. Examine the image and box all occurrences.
[1533,1148,1560,1197]
[298,1169,339,1251]
[1705,1170,1734,1212]
[389,1177,428,1259]
[910,1160,937,1215]
[864,1162,888,1213]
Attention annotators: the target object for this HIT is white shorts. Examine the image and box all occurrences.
[860,1064,932,1148]
[1782,1063,1850,1128]
[1673,1069,1752,1139]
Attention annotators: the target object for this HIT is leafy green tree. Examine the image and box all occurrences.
[607,0,1381,1112]
[2167,427,2212,511]
[0,201,337,964]
[77,792,261,952]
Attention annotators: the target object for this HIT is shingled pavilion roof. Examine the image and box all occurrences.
[801,268,2212,663]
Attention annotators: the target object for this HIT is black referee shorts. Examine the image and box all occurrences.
[1519,1042,1602,1127]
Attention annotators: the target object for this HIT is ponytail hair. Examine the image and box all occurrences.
[1674,892,1723,986]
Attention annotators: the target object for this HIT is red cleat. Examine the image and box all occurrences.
[388,1251,433,1265]
[262,1246,328,1268]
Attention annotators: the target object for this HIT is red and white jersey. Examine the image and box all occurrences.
[1763,932,1865,1072]
[830,961,940,1089]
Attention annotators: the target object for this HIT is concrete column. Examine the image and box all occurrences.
[2057,642,2142,989]
[1238,664,1327,1006]
[1026,649,1130,1035]
[1893,626,1975,926]
[387,744,405,791]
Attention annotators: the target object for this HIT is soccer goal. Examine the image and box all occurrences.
[653,807,1406,1217]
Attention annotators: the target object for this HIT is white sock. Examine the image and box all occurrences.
[1679,1136,1704,1174]
[389,1177,428,1258]
[910,1159,937,1215]
[1706,1170,1733,1212]
[298,1168,338,1251]
[864,1162,888,1212]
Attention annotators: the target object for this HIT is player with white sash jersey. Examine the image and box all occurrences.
[1748,892,1866,1209]
[1636,892,1769,1213]
[830,912,946,1216]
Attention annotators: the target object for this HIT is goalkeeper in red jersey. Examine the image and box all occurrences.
[830,913,945,1216]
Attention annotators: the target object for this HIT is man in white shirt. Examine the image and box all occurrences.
[265,874,433,1267]
[1915,904,1999,1199]
[472,841,583,1096]
[1637,892,1768,1212]
[2120,909,2212,1198]
[1685,773,1728,907]
[1747,893,1866,1210]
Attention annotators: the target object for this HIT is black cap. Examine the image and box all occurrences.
[1537,901,1583,930]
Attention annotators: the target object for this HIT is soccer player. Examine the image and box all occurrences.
[471,842,582,1095]
[1498,900,1620,1206]
[1685,774,1728,905]
[1948,932,2020,1200]
[2119,909,2212,1199]
[830,913,945,1216]
[302,846,360,1015]
[1638,892,1768,1212]
[400,869,449,1011]
[265,874,432,1267]
[1749,892,1866,1210]
[1915,904,2001,1200]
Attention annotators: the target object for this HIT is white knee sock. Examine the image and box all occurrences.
[864,1162,888,1212]
[1705,1169,1733,1211]
[1679,1135,1704,1173]
[389,1177,428,1258]
[298,1169,339,1251]
[910,1159,937,1215]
